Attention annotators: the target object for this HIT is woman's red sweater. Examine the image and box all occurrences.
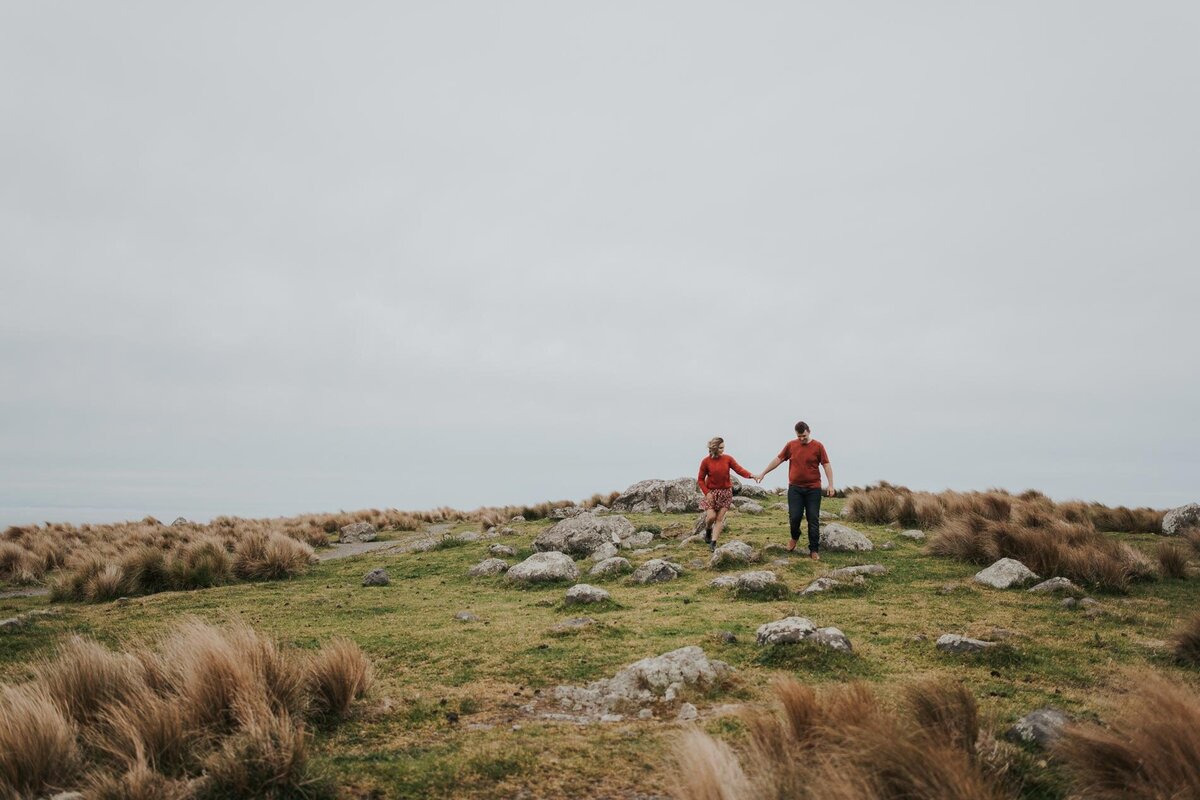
[697,454,753,495]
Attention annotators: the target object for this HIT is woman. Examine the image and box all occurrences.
[697,436,754,551]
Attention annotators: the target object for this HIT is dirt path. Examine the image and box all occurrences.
[1,525,462,598]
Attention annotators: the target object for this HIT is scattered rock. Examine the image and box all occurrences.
[755,616,816,645]
[589,542,619,562]
[819,523,874,552]
[709,571,779,592]
[677,703,699,721]
[488,544,516,557]
[589,556,633,577]
[553,646,733,719]
[361,568,390,587]
[1028,577,1078,594]
[826,564,887,579]
[550,617,595,633]
[620,531,655,550]
[772,502,789,511]
[0,617,27,632]
[591,505,610,515]
[880,541,896,550]
[510,515,526,523]
[936,634,997,654]
[1162,503,1200,536]
[611,478,704,514]
[799,577,842,596]
[939,583,968,595]
[339,522,378,543]
[565,584,612,605]
[973,558,1040,589]
[717,631,738,644]
[454,611,480,622]
[535,513,635,557]
[735,482,771,499]
[629,559,682,584]
[899,529,926,541]
[1060,597,1079,609]
[809,627,853,652]
[709,540,757,568]
[468,558,510,577]
[550,505,587,520]
[1006,708,1071,748]
[819,510,836,520]
[170,517,189,527]
[506,552,580,584]
[456,531,481,543]
[732,499,764,514]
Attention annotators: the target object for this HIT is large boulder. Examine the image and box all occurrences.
[339,522,378,543]
[506,552,580,584]
[534,513,635,557]
[974,558,1040,589]
[709,540,757,568]
[819,523,874,552]
[611,478,704,514]
[554,646,733,719]
[620,531,655,550]
[1162,503,1200,536]
[755,616,853,652]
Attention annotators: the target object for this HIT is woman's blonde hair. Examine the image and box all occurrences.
[707,437,724,457]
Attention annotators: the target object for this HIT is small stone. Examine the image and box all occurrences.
[1006,707,1071,749]
[880,541,896,550]
[899,529,926,541]
[1029,577,1078,594]
[550,617,595,633]
[339,522,378,543]
[677,703,699,721]
[800,577,842,596]
[973,558,1040,589]
[638,708,654,719]
[1061,597,1079,609]
[565,584,612,605]
[488,544,516,557]
[454,611,479,622]
[600,713,624,723]
[717,631,738,644]
[511,515,526,522]
[826,564,887,578]
[936,634,996,654]
[361,568,390,587]
[468,558,510,577]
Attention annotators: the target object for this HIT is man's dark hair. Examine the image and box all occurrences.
[795,421,810,434]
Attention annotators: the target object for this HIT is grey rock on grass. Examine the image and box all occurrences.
[611,477,704,514]
[899,529,926,541]
[339,522,377,543]
[826,564,887,579]
[755,617,854,652]
[506,552,580,584]
[468,558,510,577]
[709,540,757,568]
[1006,707,1070,748]
[936,634,996,654]
[709,571,778,591]
[1162,503,1200,535]
[565,584,611,605]
[535,513,635,557]
[819,523,874,552]
[620,531,655,550]
[589,556,633,577]
[454,611,480,622]
[550,617,595,633]
[974,558,1040,589]
[488,543,516,557]
[629,559,682,584]
[1028,577,1077,594]
[361,568,390,586]
[799,577,842,596]
[553,645,732,719]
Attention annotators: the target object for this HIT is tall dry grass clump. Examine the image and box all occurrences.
[0,620,370,798]
[1173,614,1200,667]
[1055,676,1200,799]
[1156,542,1190,579]
[233,532,314,581]
[670,678,1010,800]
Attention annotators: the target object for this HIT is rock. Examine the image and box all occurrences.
[600,713,623,723]
[0,617,26,631]
[629,559,682,584]
[772,502,789,511]
[511,515,526,523]
[899,529,926,541]
[709,571,779,592]
[1162,503,1200,536]
[620,531,655,550]
[810,627,853,652]
[826,564,887,579]
[677,703,699,721]
[170,517,189,526]
[488,544,516,557]
[819,523,874,552]
[454,611,479,622]
[535,513,636,557]
[361,568,389,587]
[550,617,595,633]
[453,531,479,543]
[589,557,633,577]
[550,505,587,520]
[589,542,619,561]
[936,634,997,654]
[565,584,611,605]
[1028,577,1077,594]
[553,646,733,718]
[638,708,654,720]
[709,540,757,568]
[735,482,771,499]
[819,510,836,520]
[800,577,842,596]
[717,631,738,644]
[468,558,510,577]
[755,616,818,645]
[1006,707,1070,748]
[974,558,1040,589]
[880,541,896,550]
[1060,597,1078,609]
[339,522,378,543]
[506,552,580,584]
[611,477,705,514]
[731,498,765,514]
[591,505,610,515]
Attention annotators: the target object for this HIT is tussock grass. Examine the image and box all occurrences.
[0,620,370,798]
[671,678,1009,800]
[1156,542,1190,579]
[233,532,314,581]
[1174,614,1200,667]
[1055,676,1200,799]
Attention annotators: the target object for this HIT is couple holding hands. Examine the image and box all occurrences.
[697,421,834,559]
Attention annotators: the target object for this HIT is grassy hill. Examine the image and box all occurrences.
[2,495,1198,798]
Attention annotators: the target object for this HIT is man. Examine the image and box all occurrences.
[756,421,834,560]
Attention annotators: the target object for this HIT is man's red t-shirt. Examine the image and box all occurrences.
[697,454,753,495]
[777,439,829,488]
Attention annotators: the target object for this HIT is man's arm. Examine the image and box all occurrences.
[756,456,783,483]
[822,462,835,497]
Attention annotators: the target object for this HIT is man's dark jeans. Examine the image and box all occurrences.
[788,485,823,553]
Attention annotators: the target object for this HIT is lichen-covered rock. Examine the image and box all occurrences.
[488,543,516,558]
[506,552,580,584]
[553,646,733,719]
[589,542,619,561]
[1006,708,1070,748]
[799,577,842,596]
[550,505,587,520]
[454,611,479,622]
[629,559,682,584]
[936,634,996,654]
[361,568,389,586]
[819,523,874,552]
[708,540,757,568]
[1028,577,1077,594]
[899,529,926,541]
[1162,503,1200,536]
[620,531,655,550]
[468,558,510,577]
[535,513,635,557]
[755,616,818,645]
[611,478,704,514]
[709,571,779,592]
[974,558,1040,589]
[731,498,765,514]
[565,584,611,605]
[589,556,633,577]
[339,522,377,543]
[825,564,887,579]
[810,627,853,652]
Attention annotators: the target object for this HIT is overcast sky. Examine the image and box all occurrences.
[2,2,1197,526]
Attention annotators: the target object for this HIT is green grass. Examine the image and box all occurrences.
[1,499,1198,798]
